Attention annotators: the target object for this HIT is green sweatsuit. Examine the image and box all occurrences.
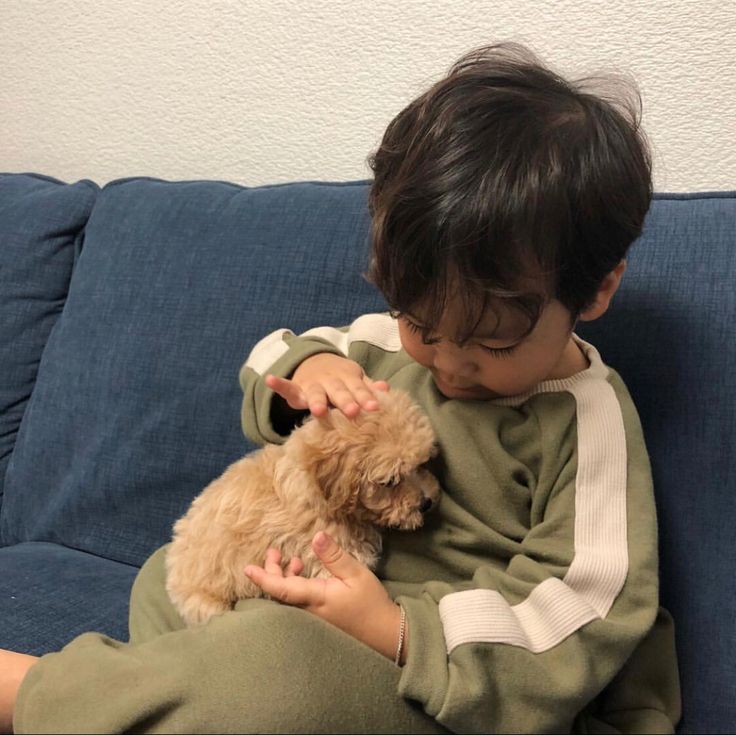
[14,313,681,734]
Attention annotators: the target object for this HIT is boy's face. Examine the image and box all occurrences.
[397,298,585,400]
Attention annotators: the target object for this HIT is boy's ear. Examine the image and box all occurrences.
[578,260,627,322]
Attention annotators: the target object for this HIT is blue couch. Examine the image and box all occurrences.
[1,173,733,733]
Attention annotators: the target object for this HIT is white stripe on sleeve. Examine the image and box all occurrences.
[244,328,292,374]
[244,314,401,377]
[302,313,402,353]
[438,337,629,654]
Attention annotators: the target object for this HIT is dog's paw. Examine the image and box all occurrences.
[176,592,231,627]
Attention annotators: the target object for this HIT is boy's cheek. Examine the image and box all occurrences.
[482,368,536,396]
[397,329,432,367]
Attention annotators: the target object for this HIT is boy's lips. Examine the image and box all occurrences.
[431,372,496,399]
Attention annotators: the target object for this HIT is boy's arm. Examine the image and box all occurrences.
[239,313,405,444]
[393,377,675,734]
[241,372,678,733]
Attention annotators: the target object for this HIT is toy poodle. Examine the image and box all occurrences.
[165,388,440,626]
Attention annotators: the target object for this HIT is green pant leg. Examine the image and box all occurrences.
[128,544,186,644]
[17,599,449,734]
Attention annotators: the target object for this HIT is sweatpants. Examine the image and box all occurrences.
[14,544,449,734]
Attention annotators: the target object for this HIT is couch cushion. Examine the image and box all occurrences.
[577,192,736,735]
[0,178,385,567]
[0,542,137,655]
[0,174,97,502]
[3,178,734,731]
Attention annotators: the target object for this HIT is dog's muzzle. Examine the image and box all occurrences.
[419,496,434,514]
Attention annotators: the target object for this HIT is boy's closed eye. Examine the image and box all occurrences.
[402,316,520,358]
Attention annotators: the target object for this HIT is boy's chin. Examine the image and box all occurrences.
[431,375,500,401]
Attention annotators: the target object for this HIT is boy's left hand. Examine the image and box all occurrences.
[245,532,405,663]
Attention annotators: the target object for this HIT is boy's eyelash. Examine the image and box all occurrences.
[403,317,518,356]
[403,318,437,344]
[478,344,517,358]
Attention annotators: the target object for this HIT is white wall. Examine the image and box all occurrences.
[2,0,734,192]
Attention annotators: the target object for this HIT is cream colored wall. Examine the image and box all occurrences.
[2,0,734,191]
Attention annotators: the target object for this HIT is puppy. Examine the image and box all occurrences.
[165,388,440,626]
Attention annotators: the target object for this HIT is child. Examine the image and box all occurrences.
[3,42,680,734]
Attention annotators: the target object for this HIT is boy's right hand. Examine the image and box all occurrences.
[265,353,389,418]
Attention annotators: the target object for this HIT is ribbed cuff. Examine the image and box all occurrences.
[395,594,450,719]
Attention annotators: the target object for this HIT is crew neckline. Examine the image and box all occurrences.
[491,334,609,407]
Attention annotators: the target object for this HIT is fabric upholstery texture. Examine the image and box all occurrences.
[576,192,736,735]
[0,542,137,655]
[0,174,733,733]
[0,174,97,500]
[1,178,386,566]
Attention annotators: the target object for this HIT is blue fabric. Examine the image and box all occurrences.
[0,174,97,502]
[1,178,386,568]
[0,542,137,655]
[577,192,736,735]
[1,176,733,732]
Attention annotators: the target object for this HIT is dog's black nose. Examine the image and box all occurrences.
[419,497,434,514]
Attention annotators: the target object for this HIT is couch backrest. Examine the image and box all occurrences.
[1,178,386,564]
[1,177,734,733]
[0,174,98,501]
[576,192,736,734]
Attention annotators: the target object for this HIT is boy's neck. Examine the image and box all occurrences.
[545,336,590,381]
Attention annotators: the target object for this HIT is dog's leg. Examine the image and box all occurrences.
[175,590,232,627]
[308,544,379,576]
[350,548,379,571]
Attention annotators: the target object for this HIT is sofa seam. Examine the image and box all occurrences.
[653,191,736,200]
[100,176,371,193]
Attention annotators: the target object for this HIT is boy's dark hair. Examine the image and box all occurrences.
[367,42,652,341]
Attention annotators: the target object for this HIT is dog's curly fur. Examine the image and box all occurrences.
[165,388,440,626]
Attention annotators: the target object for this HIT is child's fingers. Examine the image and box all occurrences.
[321,379,361,417]
[264,548,283,576]
[311,531,364,581]
[285,557,304,577]
[323,378,390,417]
[244,565,319,607]
[348,382,383,412]
[265,375,309,410]
[299,384,330,416]
[341,378,390,414]
[368,379,390,393]
[268,372,389,419]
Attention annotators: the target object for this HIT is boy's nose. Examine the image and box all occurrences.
[432,344,475,377]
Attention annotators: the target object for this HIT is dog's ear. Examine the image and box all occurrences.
[312,450,361,517]
[292,408,368,518]
[277,413,360,518]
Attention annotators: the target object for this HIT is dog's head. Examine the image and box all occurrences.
[286,388,440,530]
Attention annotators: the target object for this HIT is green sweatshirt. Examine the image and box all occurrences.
[240,312,681,734]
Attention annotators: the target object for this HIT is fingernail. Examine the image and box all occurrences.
[314,532,329,551]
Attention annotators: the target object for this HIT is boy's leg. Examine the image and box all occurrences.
[15,600,448,734]
[0,650,37,734]
[128,544,186,644]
